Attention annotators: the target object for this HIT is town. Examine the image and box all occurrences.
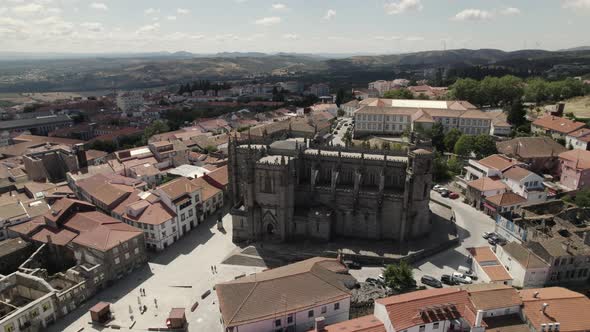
[0,71,589,332]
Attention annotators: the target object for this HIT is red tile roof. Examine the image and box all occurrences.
[319,315,385,332]
[204,165,228,188]
[533,116,585,134]
[520,287,590,332]
[502,166,535,181]
[478,154,520,171]
[559,149,590,170]
[486,192,527,207]
[467,177,508,192]
[191,177,222,202]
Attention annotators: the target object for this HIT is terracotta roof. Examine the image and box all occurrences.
[204,165,228,187]
[520,287,590,332]
[67,211,143,251]
[31,226,77,246]
[482,315,530,332]
[559,149,590,170]
[532,116,585,134]
[467,177,508,192]
[354,106,417,116]
[77,175,132,208]
[85,149,108,161]
[216,257,353,328]
[375,288,476,331]
[158,177,201,200]
[319,315,385,332]
[124,201,176,226]
[191,177,221,202]
[463,284,522,311]
[496,137,567,159]
[478,154,520,171]
[481,265,513,282]
[468,246,499,263]
[503,166,535,181]
[501,242,548,269]
[567,128,590,142]
[467,247,512,282]
[486,192,527,207]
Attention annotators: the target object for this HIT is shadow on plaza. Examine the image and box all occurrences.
[238,209,469,268]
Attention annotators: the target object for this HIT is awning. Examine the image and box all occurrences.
[483,203,496,212]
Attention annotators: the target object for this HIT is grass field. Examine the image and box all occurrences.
[565,96,590,119]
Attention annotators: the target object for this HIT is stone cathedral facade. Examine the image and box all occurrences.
[228,137,434,244]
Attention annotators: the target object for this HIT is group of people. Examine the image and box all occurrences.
[211,265,218,274]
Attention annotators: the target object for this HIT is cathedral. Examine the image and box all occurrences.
[228,137,434,245]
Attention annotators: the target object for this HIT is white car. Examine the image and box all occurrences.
[378,274,385,281]
[452,272,472,284]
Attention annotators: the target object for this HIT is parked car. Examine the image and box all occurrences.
[365,277,378,284]
[441,274,460,286]
[345,261,362,270]
[452,272,472,284]
[421,275,443,288]
[482,232,492,239]
[449,192,459,199]
[440,189,450,198]
[378,274,385,281]
[458,266,478,281]
[433,185,442,192]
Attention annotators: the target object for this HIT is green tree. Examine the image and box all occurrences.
[447,156,462,176]
[143,120,170,143]
[433,154,451,182]
[574,190,590,207]
[383,88,414,99]
[444,129,463,152]
[505,99,527,127]
[337,109,345,117]
[343,131,352,146]
[473,135,497,159]
[335,88,346,107]
[450,78,481,106]
[430,122,445,152]
[454,135,476,156]
[524,78,549,103]
[383,260,416,292]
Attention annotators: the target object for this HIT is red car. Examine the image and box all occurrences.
[448,192,459,199]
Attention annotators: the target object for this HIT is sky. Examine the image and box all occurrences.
[0,0,589,54]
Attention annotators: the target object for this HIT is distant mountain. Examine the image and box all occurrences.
[559,46,590,52]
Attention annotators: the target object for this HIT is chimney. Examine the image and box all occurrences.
[533,291,540,298]
[542,303,549,314]
[475,310,484,328]
[315,317,326,331]
[46,234,52,244]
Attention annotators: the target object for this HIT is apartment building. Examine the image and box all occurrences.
[531,116,586,140]
[156,177,203,236]
[502,166,547,204]
[558,149,590,191]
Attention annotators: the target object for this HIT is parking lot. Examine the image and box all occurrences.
[331,117,353,147]
[350,189,496,288]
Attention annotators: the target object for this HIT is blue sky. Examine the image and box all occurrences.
[0,0,589,54]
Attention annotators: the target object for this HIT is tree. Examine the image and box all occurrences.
[447,156,462,176]
[383,260,416,292]
[143,120,170,143]
[335,88,346,108]
[337,109,345,117]
[473,135,497,159]
[430,122,445,152]
[343,131,352,146]
[450,78,481,106]
[383,88,414,99]
[574,190,590,208]
[444,129,463,152]
[505,99,527,127]
[433,154,451,182]
[454,135,476,156]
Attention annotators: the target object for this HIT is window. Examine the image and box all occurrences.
[287,314,293,324]
[162,231,167,237]
[134,248,139,254]
[419,325,426,332]
[149,225,154,230]
[181,214,186,221]
[321,306,327,314]
[114,257,120,265]
[334,302,340,310]
[308,310,314,318]
[42,302,51,312]
[172,227,176,233]
[113,247,119,254]
[189,209,193,217]
[275,319,281,327]
[433,322,440,329]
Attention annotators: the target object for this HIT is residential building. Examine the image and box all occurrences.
[496,242,550,288]
[558,149,590,191]
[73,173,146,213]
[465,177,508,210]
[407,85,448,99]
[120,198,177,251]
[191,177,223,216]
[0,115,73,136]
[156,177,203,236]
[519,287,590,332]
[215,257,355,332]
[531,116,586,140]
[203,165,229,194]
[462,154,521,183]
[483,192,527,219]
[496,137,567,176]
[9,198,147,284]
[565,128,590,150]
[229,138,433,244]
[467,247,513,286]
[502,166,547,204]
[0,202,30,241]
[341,99,359,118]
[309,83,330,97]
[0,238,33,275]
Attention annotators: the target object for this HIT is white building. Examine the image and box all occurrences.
[462,154,521,184]
[216,257,354,332]
[116,91,144,113]
[566,128,590,150]
[501,166,547,204]
[468,247,513,286]
[496,242,550,288]
[156,177,203,235]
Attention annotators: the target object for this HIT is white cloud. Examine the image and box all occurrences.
[501,7,521,15]
[452,9,493,21]
[12,3,44,14]
[562,0,590,9]
[282,33,299,40]
[166,16,177,20]
[90,3,108,11]
[405,36,424,41]
[177,8,190,15]
[47,7,62,14]
[144,8,160,15]
[254,16,281,25]
[323,9,336,20]
[384,0,423,15]
[272,3,288,10]
[80,22,104,32]
[0,8,7,15]
[374,35,401,41]
[136,22,160,34]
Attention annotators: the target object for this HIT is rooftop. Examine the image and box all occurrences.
[533,116,586,134]
[496,137,567,159]
[486,192,527,207]
[478,154,520,172]
[467,177,508,192]
[520,287,590,332]
[502,166,536,182]
[559,149,590,170]
[501,242,549,269]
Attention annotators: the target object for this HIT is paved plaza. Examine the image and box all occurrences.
[49,211,266,332]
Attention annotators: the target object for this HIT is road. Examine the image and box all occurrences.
[350,190,496,286]
[331,117,352,147]
[50,210,266,332]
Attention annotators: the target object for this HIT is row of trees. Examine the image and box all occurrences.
[177,80,232,95]
[450,75,588,107]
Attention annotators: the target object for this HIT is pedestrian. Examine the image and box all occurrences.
[214,265,217,273]
[154,298,158,308]
[210,265,213,273]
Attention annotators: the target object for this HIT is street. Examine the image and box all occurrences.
[331,117,352,147]
[50,211,266,332]
[350,190,496,286]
